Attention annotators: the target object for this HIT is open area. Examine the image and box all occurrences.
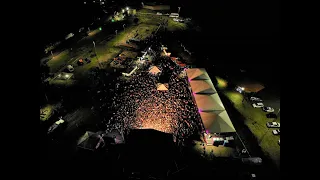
[40,1,280,179]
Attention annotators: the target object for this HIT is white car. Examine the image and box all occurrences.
[252,102,264,108]
[67,65,74,72]
[173,18,184,22]
[156,12,162,15]
[272,129,280,135]
[262,106,274,112]
[250,97,262,102]
[266,122,280,128]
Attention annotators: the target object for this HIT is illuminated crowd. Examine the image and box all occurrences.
[103,58,202,144]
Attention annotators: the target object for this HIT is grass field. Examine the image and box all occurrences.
[44,8,189,86]
[47,50,71,73]
[222,88,280,168]
[167,18,187,31]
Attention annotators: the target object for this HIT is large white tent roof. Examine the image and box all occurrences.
[190,80,217,94]
[200,111,236,133]
[194,94,225,111]
[186,68,236,134]
[186,68,210,80]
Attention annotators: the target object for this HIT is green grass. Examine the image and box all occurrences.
[167,18,187,31]
[223,91,280,168]
[49,79,75,86]
[216,76,228,89]
[47,50,70,72]
[40,105,53,121]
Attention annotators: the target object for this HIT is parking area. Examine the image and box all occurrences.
[217,77,280,168]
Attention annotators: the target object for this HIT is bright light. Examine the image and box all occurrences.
[111,19,115,22]
[241,87,245,91]
[122,9,125,13]
[99,27,102,30]
[126,7,129,10]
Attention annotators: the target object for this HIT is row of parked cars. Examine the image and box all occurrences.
[250,96,280,145]
[250,97,277,118]
[66,58,92,72]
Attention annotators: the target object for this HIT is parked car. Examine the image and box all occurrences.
[47,118,66,135]
[266,122,280,128]
[77,59,84,65]
[67,65,74,72]
[241,157,263,165]
[250,97,262,102]
[84,58,91,63]
[272,129,280,135]
[266,113,277,119]
[262,106,274,112]
[252,102,264,108]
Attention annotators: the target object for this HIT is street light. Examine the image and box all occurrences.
[93,41,101,68]
[126,7,129,11]
[115,30,118,36]
[122,9,125,13]
[123,24,126,30]
[178,7,181,14]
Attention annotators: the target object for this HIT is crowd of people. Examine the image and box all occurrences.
[102,57,203,145]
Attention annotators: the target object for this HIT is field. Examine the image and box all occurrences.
[43,8,190,86]
[217,77,280,168]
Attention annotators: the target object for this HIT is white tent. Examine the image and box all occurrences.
[186,68,210,80]
[209,93,225,110]
[77,131,104,150]
[149,66,161,75]
[157,83,168,91]
[200,111,236,133]
[194,94,225,111]
[187,68,236,134]
[190,80,217,94]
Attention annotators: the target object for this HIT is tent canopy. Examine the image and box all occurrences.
[187,68,236,134]
[77,131,103,150]
[157,83,168,91]
[190,80,217,94]
[200,111,236,133]
[149,66,161,75]
[186,68,210,80]
[194,94,225,111]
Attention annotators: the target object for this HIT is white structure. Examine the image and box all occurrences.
[149,66,161,75]
[157,83,169,91]
[186,68,236,134]
[169,13,179,18]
